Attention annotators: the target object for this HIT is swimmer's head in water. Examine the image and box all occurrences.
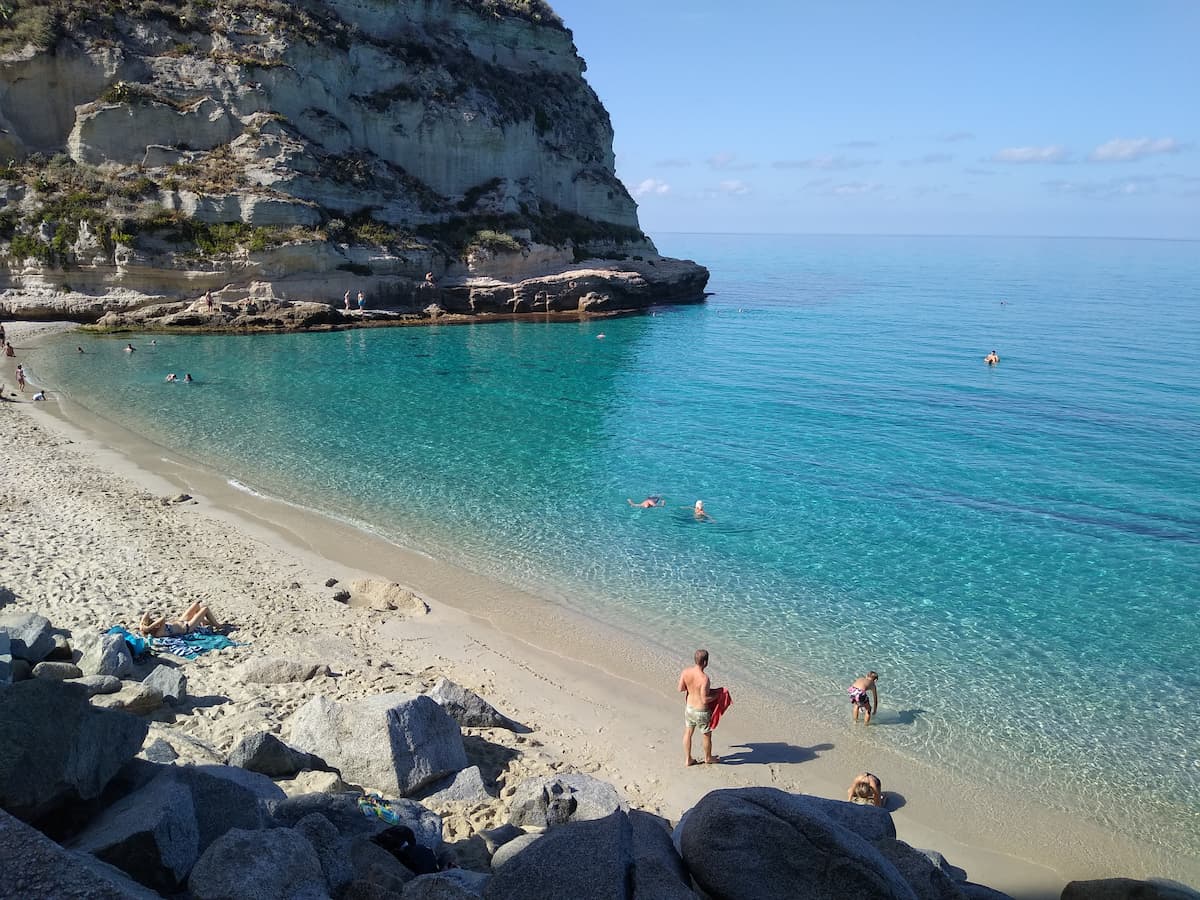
[695,500,704,511]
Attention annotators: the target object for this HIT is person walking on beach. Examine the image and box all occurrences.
[679,649,721,766]
[14,364,26,392]
[848,671,879,725]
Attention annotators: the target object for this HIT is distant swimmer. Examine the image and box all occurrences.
[628,496,665,508]
[984,350,1000,366]
[692,500,714,523]
[77,346,84,353]
[124,343,136,353]
[184,373,193,384]
[165,373,177,382]
[597,333,606,339]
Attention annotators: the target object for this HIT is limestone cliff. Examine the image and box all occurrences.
[0,0,707,322]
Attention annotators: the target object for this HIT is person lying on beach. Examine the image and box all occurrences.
[628,496,665,508]
[138,602,221,638]
[848,772,884,807]
[848,671,879,725]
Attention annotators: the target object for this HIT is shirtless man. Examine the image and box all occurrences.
[984,350,1000,366]
[848,671,879,725]
[627,495,664,508]
[679,649,720,766]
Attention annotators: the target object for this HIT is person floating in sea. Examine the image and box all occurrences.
[628,496,665,508]
[679,649,723,766]
[184,373,193,384]
[692,500,714,523]
[984,349,1000,366]
[848,671,879,725]
[124,343,136,353]
[847,772,885,807]
[77,346,84,353]
[165,373,177,383]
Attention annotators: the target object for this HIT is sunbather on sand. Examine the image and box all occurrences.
[138,601,220,637]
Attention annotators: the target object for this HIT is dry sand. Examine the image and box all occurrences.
[2,321,1196,899]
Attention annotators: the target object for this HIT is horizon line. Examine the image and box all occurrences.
[648,230,1200,243]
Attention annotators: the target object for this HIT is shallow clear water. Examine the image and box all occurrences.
[32,234,1200,853]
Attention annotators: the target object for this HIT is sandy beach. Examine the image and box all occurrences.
[2,321,1197,899]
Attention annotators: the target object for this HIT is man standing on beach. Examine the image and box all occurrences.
[848,671,879,725]
[679,649,720,766]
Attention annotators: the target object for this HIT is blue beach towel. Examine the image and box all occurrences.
[106,626,152,661]
[151,630,244,660]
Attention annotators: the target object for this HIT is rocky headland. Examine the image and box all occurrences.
[0,0,708,328]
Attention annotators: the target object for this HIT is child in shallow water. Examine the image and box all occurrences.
[139,601,220,638]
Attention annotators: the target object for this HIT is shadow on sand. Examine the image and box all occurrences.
[720,741,834,766]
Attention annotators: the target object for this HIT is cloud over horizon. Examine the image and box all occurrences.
[1089,137,1183,162]
[631,178,671,198]
[992,145,1069,164]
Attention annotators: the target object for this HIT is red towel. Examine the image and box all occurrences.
[707,687,733,730]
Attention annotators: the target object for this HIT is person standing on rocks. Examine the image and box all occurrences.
[357,290,366,312]
[679,649,721,766]
[848,671,879,725]
[344,290,351,311]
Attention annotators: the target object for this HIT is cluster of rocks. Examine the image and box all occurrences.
[3,609,1194,900]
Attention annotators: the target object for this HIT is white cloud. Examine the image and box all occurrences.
[772,155,873,171]
[707,152,756,171]
[992,145,1068,164]
[718,179,751,195]
[1044,175,1158,196]
[827,181,883,196]
[632,178,671,198]
[1089,137,1183,162]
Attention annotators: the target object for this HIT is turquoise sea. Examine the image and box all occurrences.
[31,234,1200,855]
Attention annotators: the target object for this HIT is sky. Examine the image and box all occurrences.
[550,1,1200,239]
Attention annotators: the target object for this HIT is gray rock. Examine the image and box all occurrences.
[350,835,419,892]
[11,657,31,681]
[46,633,75,661]
[228,730,321,777]
[960,883,1014,900]
[916,848,968,882]
[76,674,123,696]
[0,628,10,687]
[506,773,626,828]
[76,632,134,678]
[489,832,540,870]
[677,788,917,900]
[141,738,179,764]
[876,839,966,900]
[0,808,163,899]
[280,770,350,797]
[139,723,224,765]
[235,656,329,684]
[1061,880,1200,900]
[289,693,468,797]
[418,765,492,807]
[32,660,83,680]
[141,664,187,704]
[629,810,697,900]
[296,811,355,893]
[275,791,388,836]
[189,827,329,900]
[91,681,163,715]
[342,882,405,900]
[0,612,55,664]
[0,679,148,821]
[71,764,283,889]
[484,811,634,900]
[70,768,200,892]
[428,677,522,731]
[478,823,524,858]
[405,870,489,899]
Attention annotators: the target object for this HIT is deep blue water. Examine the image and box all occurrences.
[32,234,1200,852]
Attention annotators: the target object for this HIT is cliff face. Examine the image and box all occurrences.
[0,0,707,319]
